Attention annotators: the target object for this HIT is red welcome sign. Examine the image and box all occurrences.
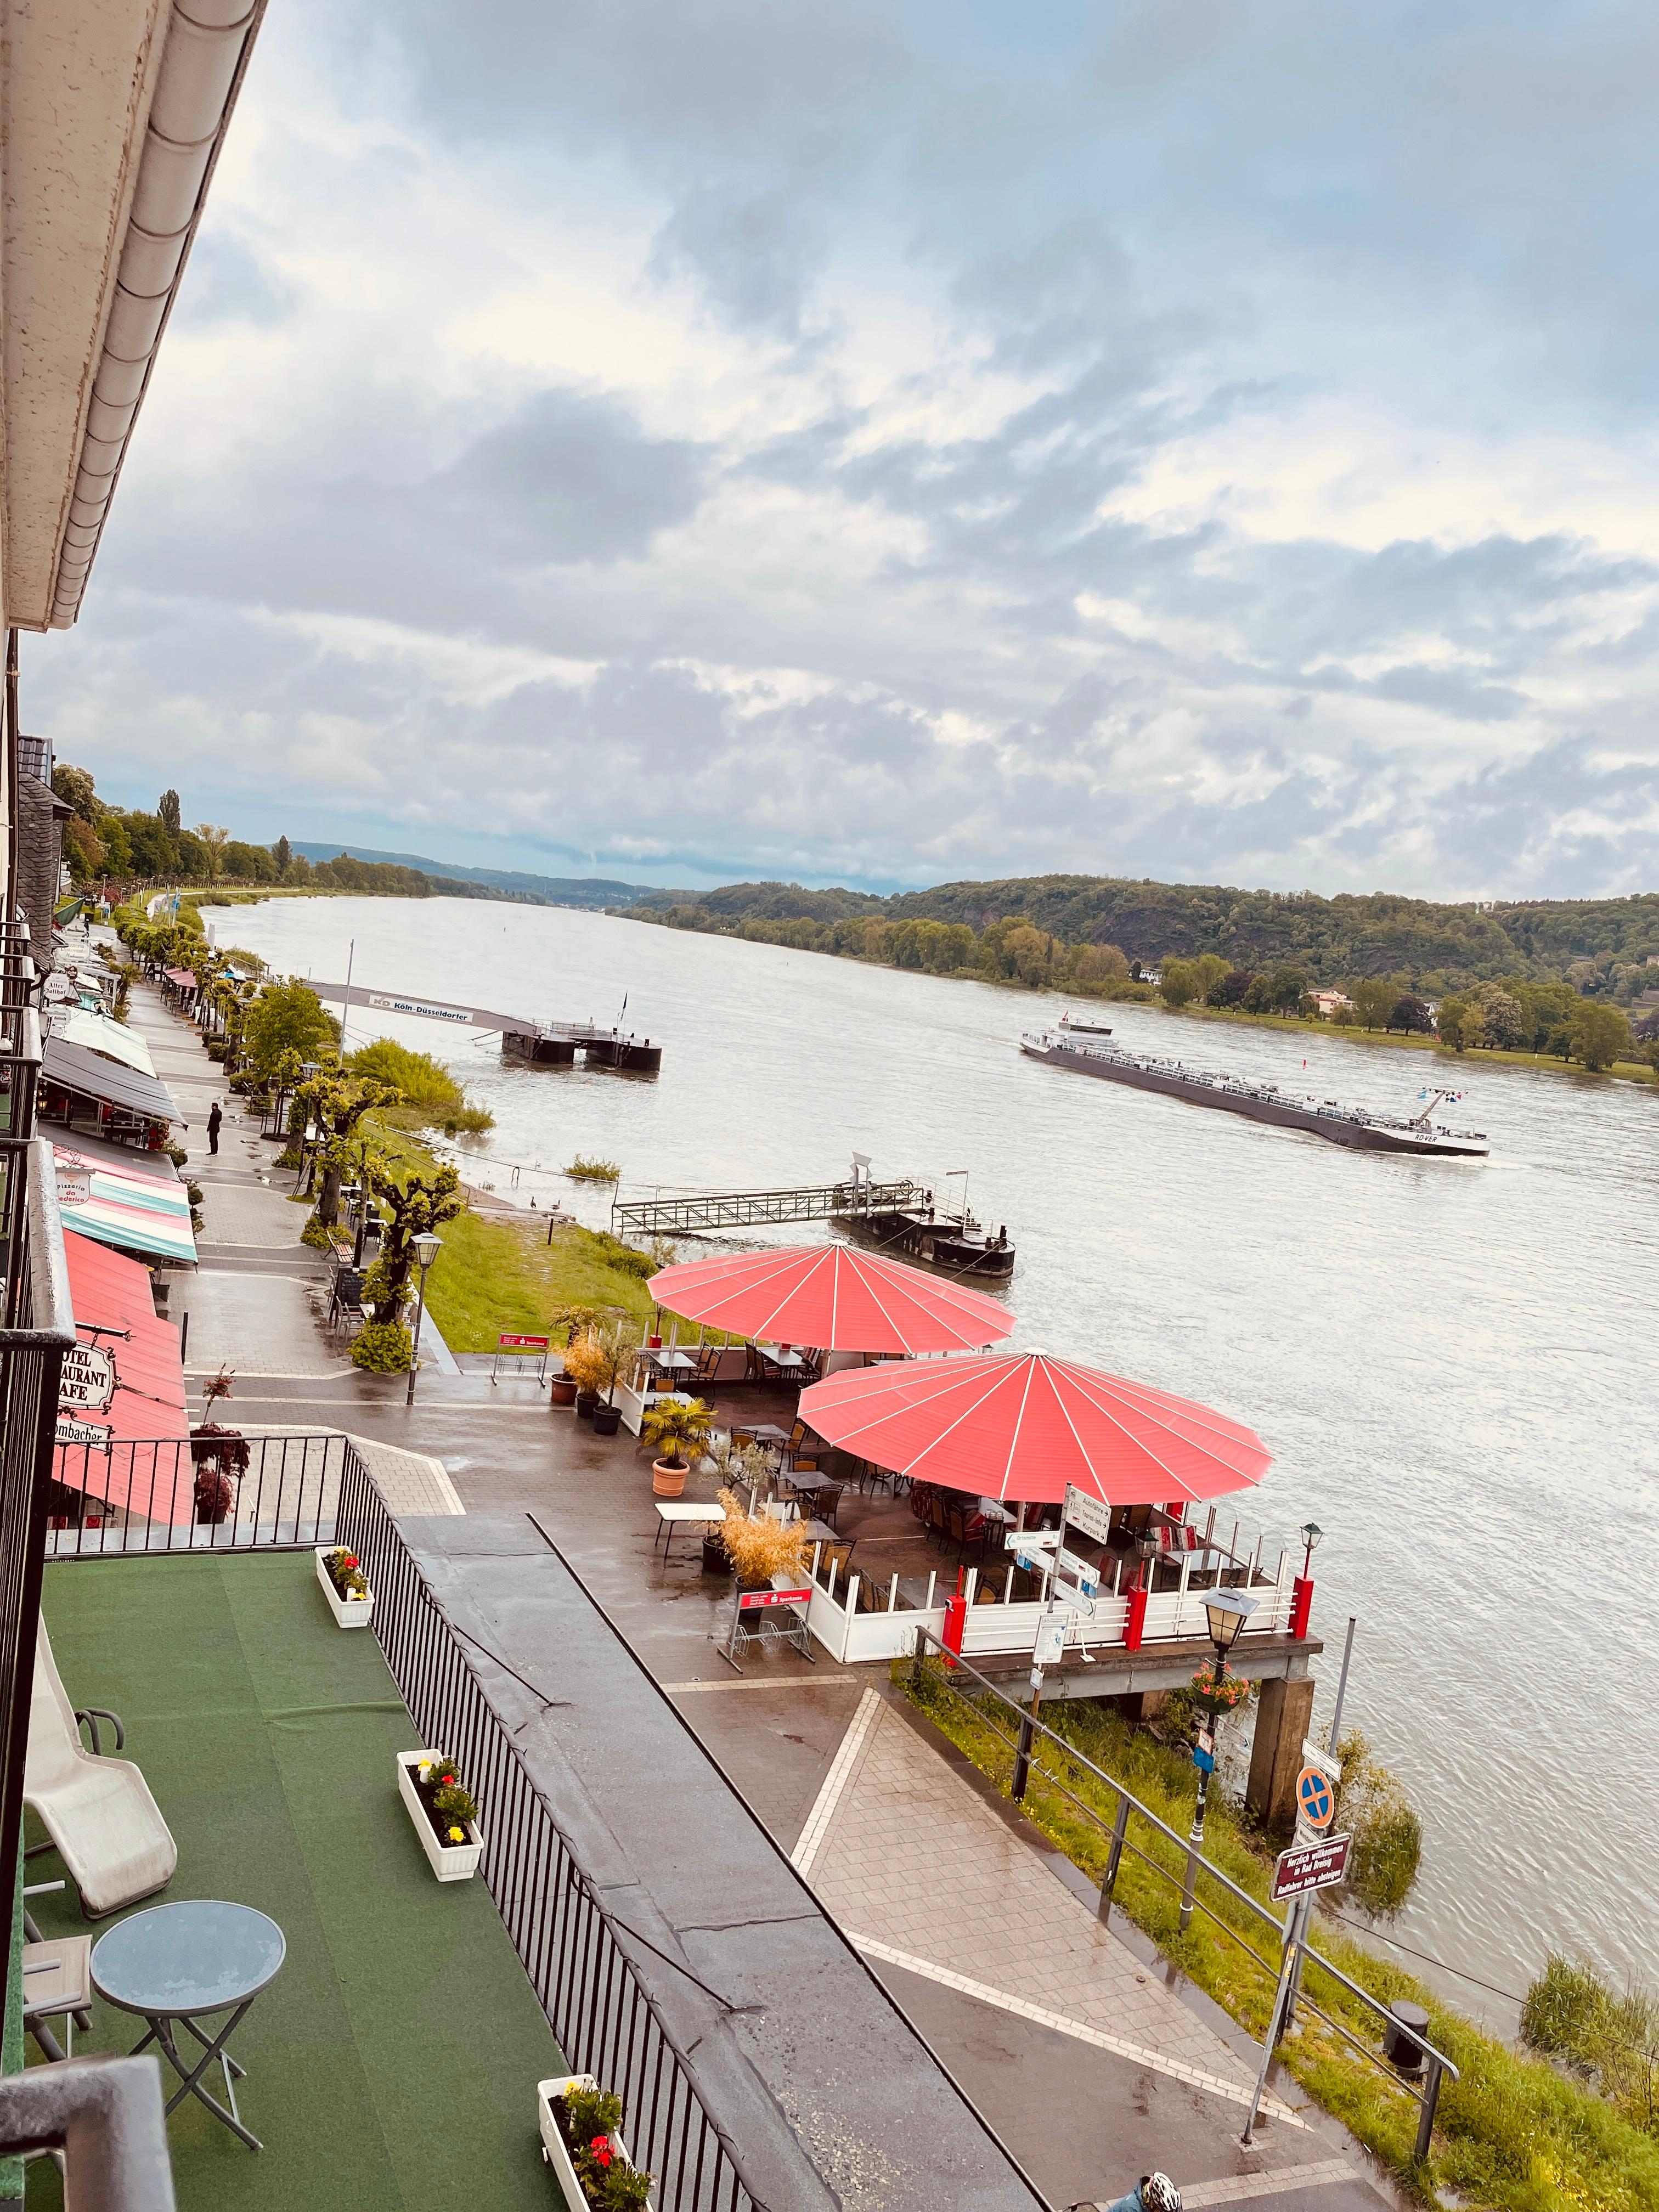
[498,1333,550,1351]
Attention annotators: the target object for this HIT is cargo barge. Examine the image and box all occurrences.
[1020,1030,1488,1157]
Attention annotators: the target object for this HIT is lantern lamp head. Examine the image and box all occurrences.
[1203,1586,1259,1654]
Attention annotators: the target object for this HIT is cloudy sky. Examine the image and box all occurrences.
[33,0,1659,897]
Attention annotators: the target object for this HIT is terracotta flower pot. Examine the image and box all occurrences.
[652,1458,689,1498]
[548,1377,577,1407]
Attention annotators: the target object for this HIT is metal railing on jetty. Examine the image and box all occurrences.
[613,1176,919,1237]
[47,1435,771,2212]
[907,1632,1457,2156]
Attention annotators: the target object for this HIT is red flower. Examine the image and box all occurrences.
[589,2136,612,2167]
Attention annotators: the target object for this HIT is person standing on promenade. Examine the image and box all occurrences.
[1093,2174,1182,2212]
[207,1100,222,1155]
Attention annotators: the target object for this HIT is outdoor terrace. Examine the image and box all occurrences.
[24,1549,561,2211]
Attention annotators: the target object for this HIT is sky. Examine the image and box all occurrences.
[32,0,1659,899]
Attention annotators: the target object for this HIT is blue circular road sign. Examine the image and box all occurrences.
[1296,1767,1334,1830]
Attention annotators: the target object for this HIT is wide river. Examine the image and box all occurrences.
[222,894,1659,2021]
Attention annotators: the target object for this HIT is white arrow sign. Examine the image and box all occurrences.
[1006,1527,1060,1553]
[1063,1485,1113,1546]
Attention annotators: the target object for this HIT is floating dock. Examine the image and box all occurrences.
[307,980,662,1071]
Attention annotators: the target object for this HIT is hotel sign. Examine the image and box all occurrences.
[60,1342,117,1414]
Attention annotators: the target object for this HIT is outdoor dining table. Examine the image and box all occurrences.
[653,1499,723,1559]
[91,1900,286,2151]
[785,1470,845,1526]
[976,1497,1015,1525]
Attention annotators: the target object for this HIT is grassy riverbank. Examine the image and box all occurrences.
[905,1662,1659,2212]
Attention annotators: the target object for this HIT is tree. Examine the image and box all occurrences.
[50,763,100,820]
[1350,977,1399,1030]
[1466,980,1525,1050]
[296,1071,404,1223]
[364,1161,465,1318]
[61,816,105,882]
[242,980,340,1082]
[157,789,181,832]
[1389,992,1434,1034]
[1158,959,1198,1008]
[273,834,292,877]
[1069,942,1130,991]
[1193,953,1231,1000]
[1209,967,1254,1008]
[195,824,231,884]
[1568,999,1631,1074]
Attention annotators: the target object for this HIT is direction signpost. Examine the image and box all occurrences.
[1062,1484,1113,1547]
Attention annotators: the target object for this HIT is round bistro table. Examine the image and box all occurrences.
[91,1901,286,2151]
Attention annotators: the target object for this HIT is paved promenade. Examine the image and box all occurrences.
[108,952,1402,2212]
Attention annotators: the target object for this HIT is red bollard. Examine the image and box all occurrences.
[941,1593,967,1668]
[1124,1575,1148,1651]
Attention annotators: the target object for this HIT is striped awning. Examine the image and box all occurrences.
[53,1143,196,1267]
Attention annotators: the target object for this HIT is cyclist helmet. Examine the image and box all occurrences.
[1142,2176,1182,2212]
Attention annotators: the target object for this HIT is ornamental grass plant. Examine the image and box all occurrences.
[715,1488,808,1585]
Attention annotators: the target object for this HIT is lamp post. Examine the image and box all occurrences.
[1179,1585,1259,1932]
[405,1232,442,1406]
[1291,1519,1323,1639]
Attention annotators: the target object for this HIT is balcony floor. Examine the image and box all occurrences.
[25,1551,562,2211]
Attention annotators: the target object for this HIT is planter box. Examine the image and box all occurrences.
[314,1547,374,1629]
[536,2075,648,2210]
[396,1752,484,1882]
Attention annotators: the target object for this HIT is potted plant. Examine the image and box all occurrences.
[314,1543,373,1627]
[549,1365,579,1409]
[537,2075,653,2210]
[590,1317,641,1438]
[189,1365,249,1525]
[715,1487,809,1595]
[396,1750,484,1881]
[561,1331,610,1421]
[640,1396,714,1498]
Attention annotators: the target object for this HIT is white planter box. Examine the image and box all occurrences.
[396,1752,484,1882]
[314,1547,374,1628]
[537,2075,648,2209]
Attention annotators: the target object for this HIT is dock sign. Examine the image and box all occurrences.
[1296,1766,1336,1831]
[1272,1832,1351,1901]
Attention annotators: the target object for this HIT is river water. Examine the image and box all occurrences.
[220,894,1659,2020]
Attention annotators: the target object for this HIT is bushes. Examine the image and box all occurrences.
[1333,1729,1423,1917]
[1524,1955,1659,2139]
[300,1214,336,1252]
[346,1039,493,1132]
[351,1320,413,1372]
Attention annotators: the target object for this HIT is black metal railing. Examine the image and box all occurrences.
[909,1629,1458,2156]
[336,1451,771,2212]
[41,1432,347,1556]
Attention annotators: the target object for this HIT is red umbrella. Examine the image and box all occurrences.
[797,1350,1269,1505]
[647,1244,1015,1356]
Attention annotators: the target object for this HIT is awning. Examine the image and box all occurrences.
[42,1035,177,1125]
[647,1244,1016,1355]
[54,1231,192,1525]
[54,1007,158,1079]
[54,1143,196,1267]
[163,967,198,990]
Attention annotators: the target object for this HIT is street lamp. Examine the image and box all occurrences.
[1299,1521,1324,1577]
[1180,1584,1260,1931]
[405,1231,443,1406]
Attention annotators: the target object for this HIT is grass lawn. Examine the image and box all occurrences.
[904,1664,1659,2212]
[421,1206,657,1352]
[26,1553,563,2212]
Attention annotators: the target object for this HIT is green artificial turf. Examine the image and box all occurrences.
[25,1552,563,2211]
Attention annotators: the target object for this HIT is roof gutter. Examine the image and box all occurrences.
[49,0,268,629]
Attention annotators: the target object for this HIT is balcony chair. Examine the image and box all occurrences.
[20,1937,93,2061]
[24,1618,177,1919]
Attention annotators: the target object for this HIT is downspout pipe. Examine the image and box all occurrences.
[49,0,268,628]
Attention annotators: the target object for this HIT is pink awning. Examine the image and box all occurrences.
[54,1231,194,1525]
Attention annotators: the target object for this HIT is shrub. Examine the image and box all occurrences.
[275,1145,302,1169]
[205,1039,228,1062]
[567,1155,621,1181]
[561,1332,611,1396]
[351,1319,413,1372]
[1523,1954,1659,2136]
[185,1181,204,1207]
[166,1143,189,1168]
[715,1488,809,1585]
[300,1214,335,1251]
[1333,1730,1423,1916]
[640,1396,714,1468]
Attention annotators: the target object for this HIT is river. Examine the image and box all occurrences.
[218,892,1659,2022]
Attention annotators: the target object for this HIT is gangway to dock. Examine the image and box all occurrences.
[306,979,662,1070]
[612,1177,920,1237]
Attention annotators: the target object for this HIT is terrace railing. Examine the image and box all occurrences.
[43,1431,350,1556]
[335,1449,772,2212]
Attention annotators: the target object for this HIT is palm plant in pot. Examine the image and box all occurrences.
[640,1396,714,1498]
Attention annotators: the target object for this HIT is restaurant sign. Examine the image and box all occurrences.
[60,1342,117,1414]
[56,1166,93,1209]
[55,1414,112,1452]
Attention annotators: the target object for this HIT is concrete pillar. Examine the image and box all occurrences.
[1246,1674,1316,1837]
[1111,1690,1168,1726]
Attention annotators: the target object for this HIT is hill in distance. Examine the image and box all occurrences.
[289,843,668,909]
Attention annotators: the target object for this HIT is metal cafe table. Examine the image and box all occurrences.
[91,1900,286,2150]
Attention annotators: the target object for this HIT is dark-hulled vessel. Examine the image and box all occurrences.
[1020,1030,1488,1157]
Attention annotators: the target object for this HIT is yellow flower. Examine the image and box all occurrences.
[448,1825,464,1843]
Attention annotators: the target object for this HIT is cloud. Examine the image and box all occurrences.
[25,0,1659,903]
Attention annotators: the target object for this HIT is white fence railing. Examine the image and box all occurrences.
[789,1544,1297,1667]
